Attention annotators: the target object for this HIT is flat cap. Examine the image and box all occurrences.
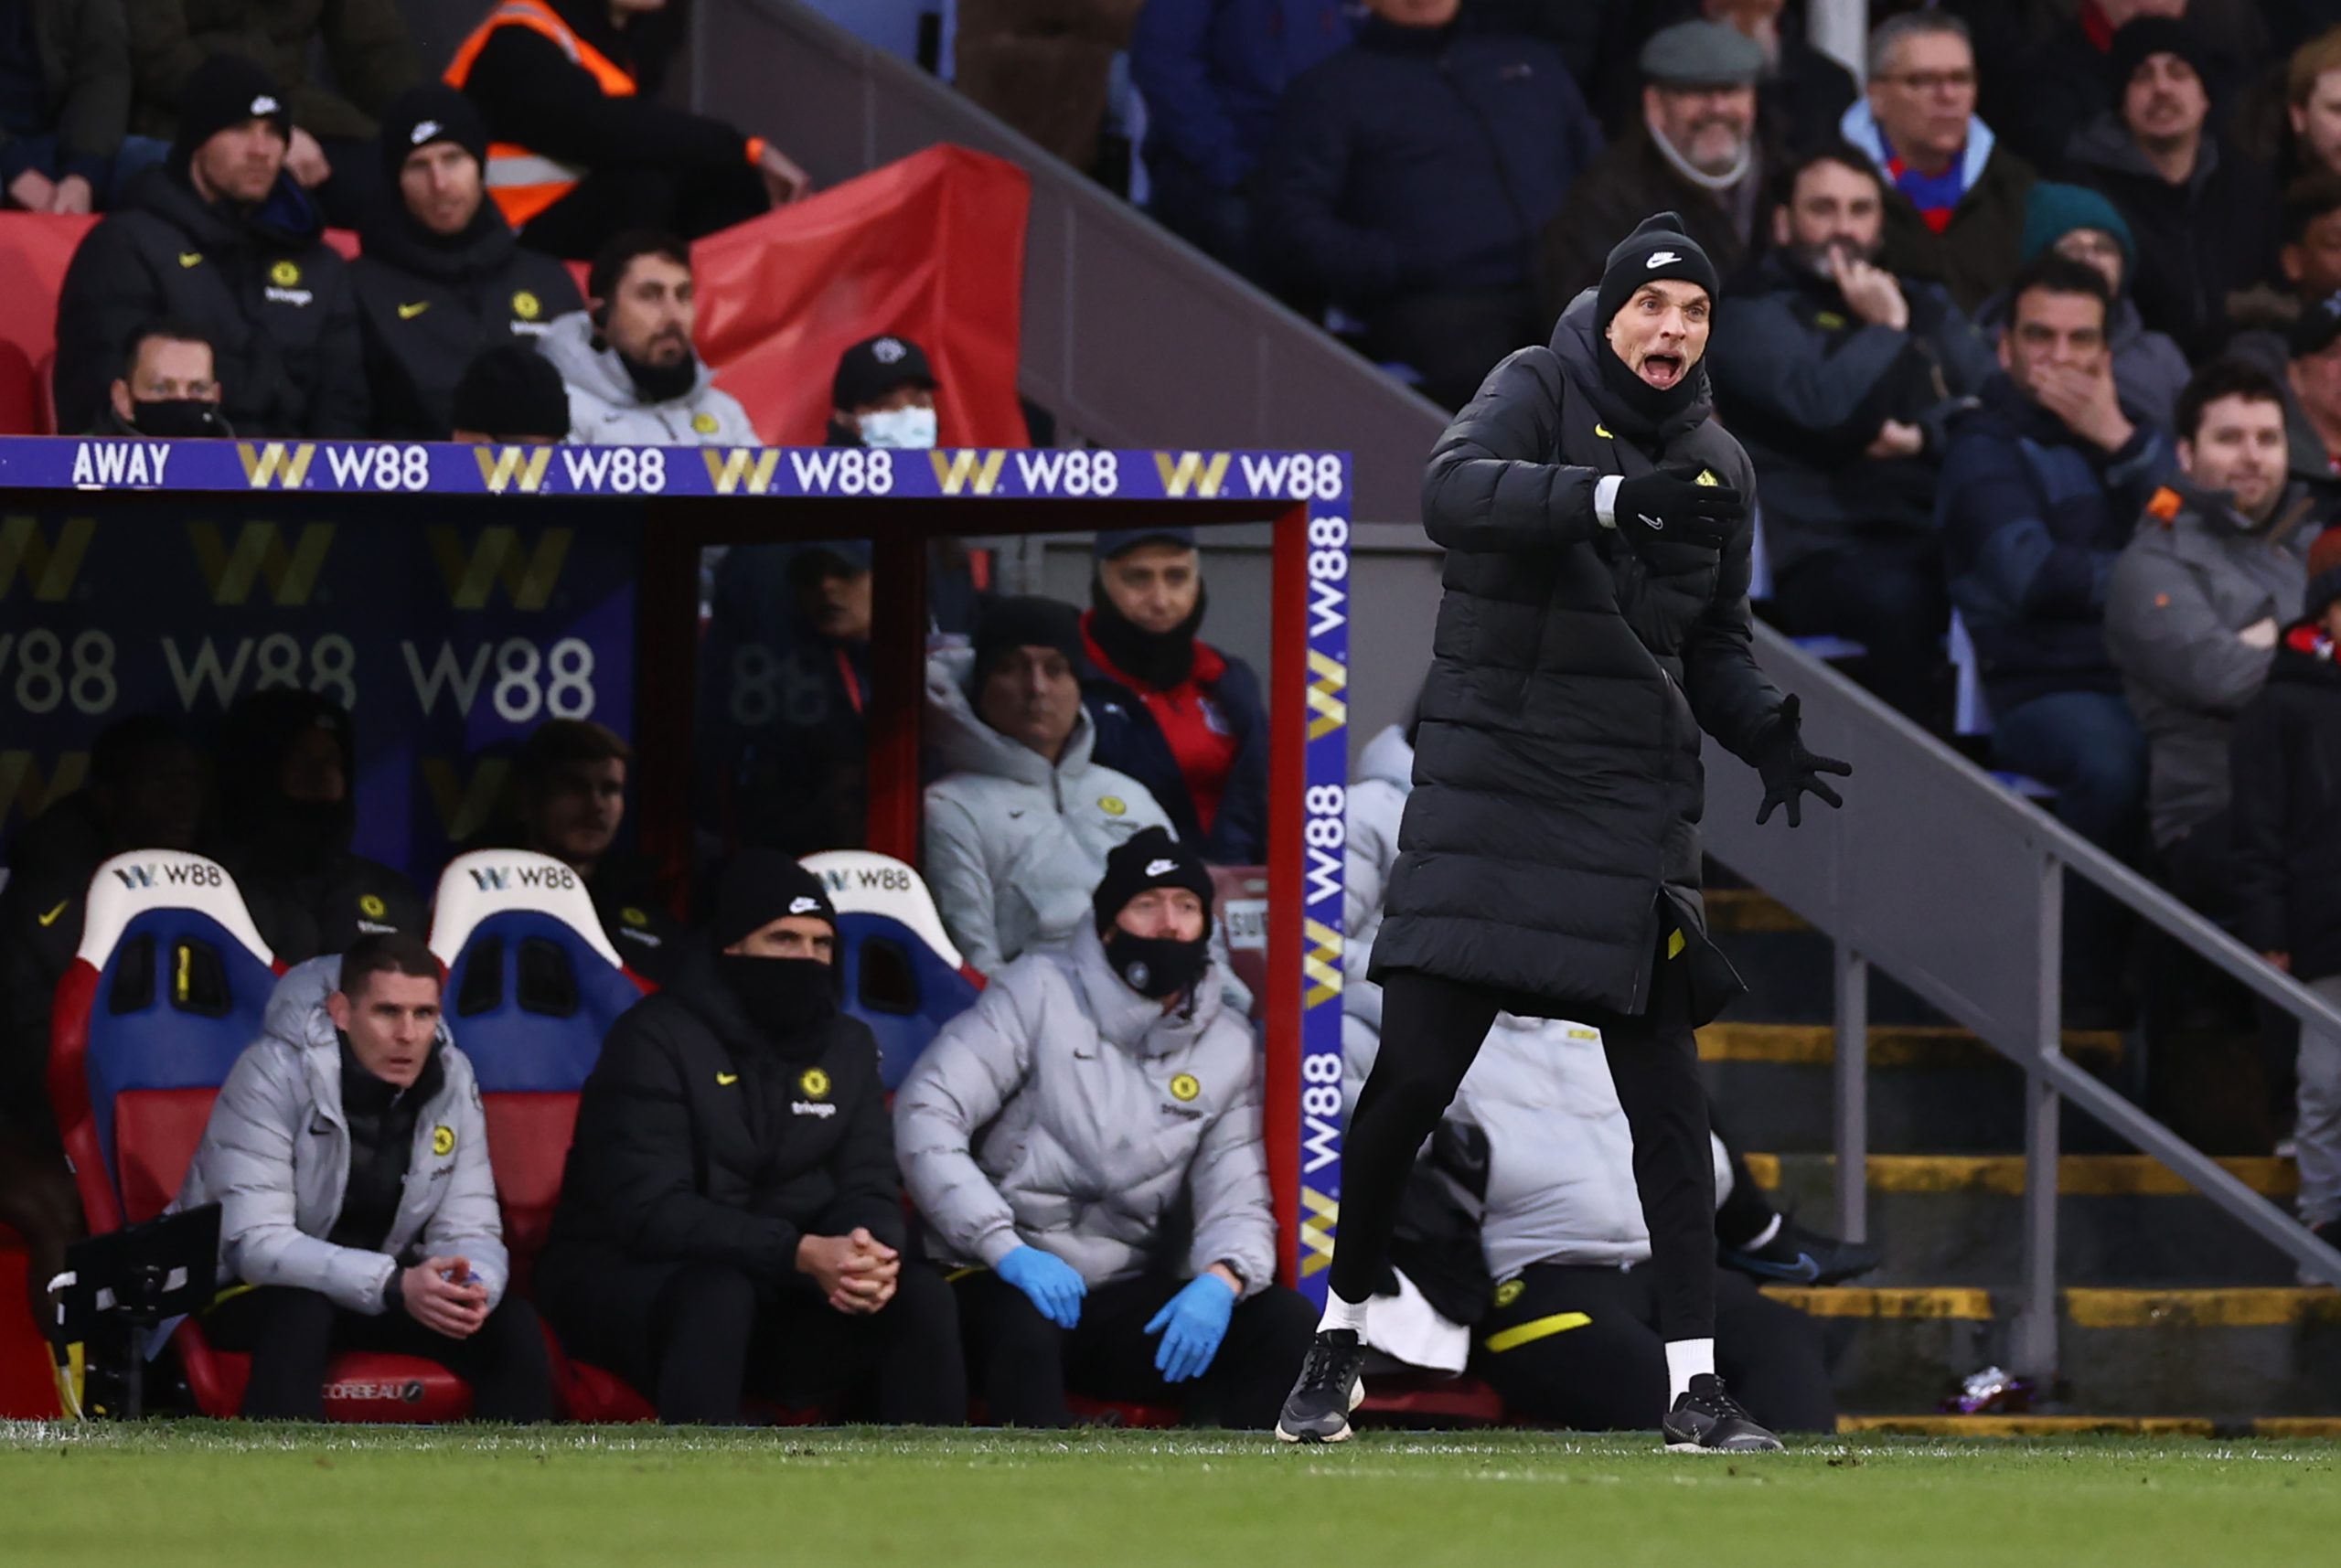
[1640,20,1764,88]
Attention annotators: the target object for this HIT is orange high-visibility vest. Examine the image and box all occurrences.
[444,0,637,229]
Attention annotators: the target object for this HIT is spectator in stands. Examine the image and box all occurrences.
[827,333,937,450]
[446,342,571,443]
[1988,1,2254,176]
[2287,27,2341,184]
[1709,141,1996,724]
[1841,10,2035,314]
[351,85,583,440]
[2281,295,2341,516]
[897,829,1314,1428]
[444,0,808,261]
[1973,184,2192,437]
[538,853,965,1425]
[540,229,753,444]
[1940,254,2175,1017]
[208,688,423,965]
[1081,527,1268,863]
[2231,559,2341,1253]
[0,0,134,213]
[125,0,419,228]
[1256,0,1601,409]
[923,596,1174,977]
[176,936,553,1421]
[508,720,685,984]
[1704,0,1857,154]
[53,55,367,438]
[2229,178,2341,380]
[2061,19,2279,360]
[2106,362,2307,912]
[1127,0,1351,276]
[0,714,201,1342]
[96,318,229,437]
[1537,21,1765,321]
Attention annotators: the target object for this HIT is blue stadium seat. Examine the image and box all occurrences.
[800,850,982,1090]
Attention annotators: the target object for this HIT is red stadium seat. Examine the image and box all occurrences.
[800,851,983,1090]
[48,850,465,1421]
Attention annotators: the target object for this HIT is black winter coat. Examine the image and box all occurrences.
[212,847,424,965]
[2231,631,2341,981]
[540,946,903,1297]
[1372,292,1785,1023]
[52,165,368,437]
[350,208,582,439]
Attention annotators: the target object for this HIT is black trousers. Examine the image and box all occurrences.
[518,161,770,260]
[954,1270,1317,1430]
[1767,537,1949,729]
[540,1254,966,1425]
[203,1284,555,1422]
[0,1125,82,1339]
[1362,286,1544,411]
[1332,950,1718,1341]
[1473,1263,1836,1434]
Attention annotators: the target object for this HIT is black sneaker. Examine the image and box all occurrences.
[1662,1373,1783,1453]
[1721,1218,1882,1286]
[1276,1329,1367,1444]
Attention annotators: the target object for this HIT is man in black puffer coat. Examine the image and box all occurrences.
[1278,212,1849,1454]
[534,852,966,1425]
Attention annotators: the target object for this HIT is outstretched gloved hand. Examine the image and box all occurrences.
[1754,696,1851,827]
[996,1244,1086,1328]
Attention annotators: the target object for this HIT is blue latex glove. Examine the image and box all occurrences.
[996,1245,1086,1328]
[1145,1273,1237,1383]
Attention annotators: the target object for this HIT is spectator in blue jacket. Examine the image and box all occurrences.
[1255,0,1601,409]
[1128,0,1350,277]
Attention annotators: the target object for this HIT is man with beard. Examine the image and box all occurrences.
[1710,142,1995,725]
[351,84,583,439]
[1275,211,1850,1450]
[1537,21,1766,318]
[538,228,754,444]
[52,54,367,436]
[1080,527,1267,864]
[208,688,424,965]
[2106,363,2309,913]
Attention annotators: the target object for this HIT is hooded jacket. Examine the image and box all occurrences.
[535,309,755,446]
[1840,100,2036,315]
[893,922,1275,1295]
[52,164,368,437]
[173,956,506,1313]
[1972,285,2190,438]
[1372,289,1782,1023]
[921,649,1174,978]
[2105,476,2308,848]
[2232,624,2341,979]
[349,202,582,438]
[537,942,903,1298]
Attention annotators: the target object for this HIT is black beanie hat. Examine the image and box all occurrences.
[2110,17,2215,101]
[379,83,490,193]
[970,595,1085,688]
[451,345,571,440]
[171,55,292,173]
[712,849,837,951]
[1595,212,1718,336]
[1092,827,1214,935]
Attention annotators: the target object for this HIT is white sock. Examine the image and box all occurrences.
[1665,1338,1716,1403]
[1743,1212,1784,1251]
[1318,1292,1370,1336]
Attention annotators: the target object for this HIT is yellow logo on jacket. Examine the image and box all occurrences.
[397,300,431,320]
[1494,1278,1524,1309]
[177,251,202,269]
[1694,469,1720,487]
[1170,1073,1201,1104]
[270,260,302,288]
[1098,795,1127,817]
[621,906,648,928]
[798,1067,831,1100]
[690,411,720,435]
[716,1072,740,1087]
[358,893,387,920]
[511,290,541,321]
[431,1125,454,1157]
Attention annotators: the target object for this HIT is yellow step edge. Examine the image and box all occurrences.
[1741,1153,2299,1199]
[2064,1288,2341,1329]
[1837,1415,2218,1437]
[1704,889,1810,933]
[1697,1023,2124,1067]
[2252,1418,2341,1437]
[1760,1285,1994,1319]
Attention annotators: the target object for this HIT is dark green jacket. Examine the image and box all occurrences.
[125,0,418,143]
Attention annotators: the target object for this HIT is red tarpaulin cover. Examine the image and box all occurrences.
[0,144,1029,443]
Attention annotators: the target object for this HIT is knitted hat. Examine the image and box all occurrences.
[450,345,570,441]
[1091,827,1214,935]
[2110,16,2215,99]
[970,595,1084,687]
[171,55,291,171]
[1596,212,1719,334]
[1095,526,1196,561]
[711,849,836,950]
[378,83,489,191]
[2018,182,2138,273]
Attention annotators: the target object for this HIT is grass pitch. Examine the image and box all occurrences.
[3,1424,2335,1568]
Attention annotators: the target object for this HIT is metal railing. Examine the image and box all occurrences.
[1707,627,2341,1373]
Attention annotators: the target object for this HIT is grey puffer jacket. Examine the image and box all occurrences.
[893,922,1276,1295]
[174,956,507,1314]
[535,310,757,446]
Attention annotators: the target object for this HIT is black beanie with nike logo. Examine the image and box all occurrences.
[1595,212,1719,333]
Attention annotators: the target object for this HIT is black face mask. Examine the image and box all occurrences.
[717,954,836,1044]
[1088,575,1207,690]
[1593,332,1703,438]
[131,398,226,438]
[618,347,698,406]
[1102,928,1211,1002]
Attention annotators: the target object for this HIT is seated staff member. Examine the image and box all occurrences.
[535,852,965,1425]
[895,830,1315,1429]
[175,934,554,1421]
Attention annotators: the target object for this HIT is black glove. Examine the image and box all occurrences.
[1754,695,1852,827]
[1612,464,1743,554]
